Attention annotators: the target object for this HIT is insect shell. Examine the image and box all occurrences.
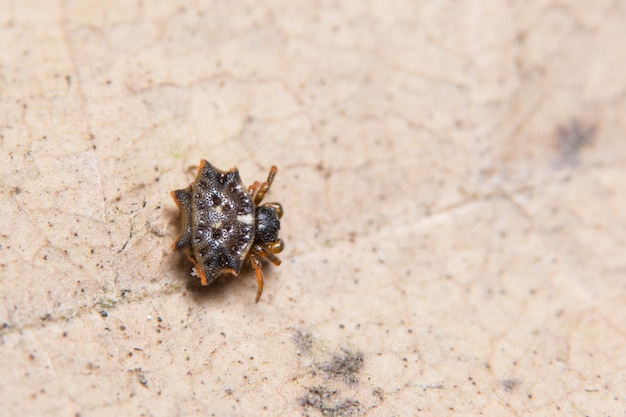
[171,160,284,302]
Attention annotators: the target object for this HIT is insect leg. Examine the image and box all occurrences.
[253,166,277,205]
[253,244,281,266]
[250,253,264,303]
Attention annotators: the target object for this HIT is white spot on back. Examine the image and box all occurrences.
[237,214,254,225]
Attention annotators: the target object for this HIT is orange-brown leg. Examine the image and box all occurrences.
[248,181,261,198]
[250,253,264,303]
[253,166,277,205]
[265,239,284,254]
[253,244,282,266]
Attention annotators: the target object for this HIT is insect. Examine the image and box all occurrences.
[171,160,284,302]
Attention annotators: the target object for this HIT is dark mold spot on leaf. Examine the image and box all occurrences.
[292,328,314,355]
[501,378,521,392]
[299,386,360,417]
[132,368,148,388]
[555,118,596,166]
[319,349,364,386]
[372,387,385,401]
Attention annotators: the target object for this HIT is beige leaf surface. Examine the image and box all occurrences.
[1,1,625,416]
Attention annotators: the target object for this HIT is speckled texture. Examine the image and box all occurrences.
[171,161,255,285]
[1,1,626,416]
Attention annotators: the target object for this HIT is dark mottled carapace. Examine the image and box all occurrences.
[171,160,284,302]
[172,161,255,285]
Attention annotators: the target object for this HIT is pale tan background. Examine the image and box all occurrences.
[1,1,626,416]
